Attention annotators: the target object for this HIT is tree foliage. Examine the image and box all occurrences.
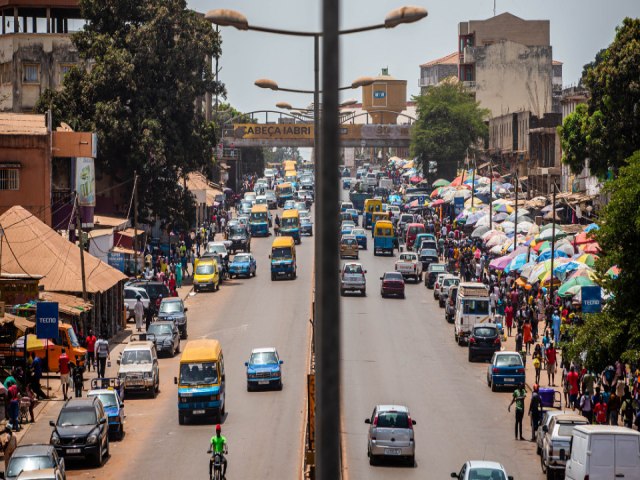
[411,81,489,180]
[263,147,303,164]
[37,0,224,227]
[559,18,640,177]
[564,150,640,368]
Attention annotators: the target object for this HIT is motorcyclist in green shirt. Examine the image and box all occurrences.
[209,424,228,478]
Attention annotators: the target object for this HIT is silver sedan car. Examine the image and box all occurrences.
[365,404,416,466]
[451,460,513,480]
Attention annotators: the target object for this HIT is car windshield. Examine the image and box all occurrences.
[474,327,497,337]
[443,278,458,286]
[58,407,97,427]
[343,265,363,274]
[90,392,117,409]
[420,249,438,257]
[196,264,214,275]
[495,355,523,367]
[352,229,364,236]
[384,272,403,281]
[148,324,173,335]
[206,244,226,254]
[557,423,585,436]
[272,247,292,259]
[463,300,490,315]
[7,455,54,477]
[67,327,80,348]
[468,468,507,480]
[377,411,409,428]
[234,255,251,264]
[282,217,299,227]
[399,254,415,261]
[250,212,267,221]
[375,227,393,236]
[121,350,152,365]
[342,238,357,246]
[229,226,246,235]
[430,265,446,272]
[250,351,278,365]
[179,362,218,385]
[160,302,182,314]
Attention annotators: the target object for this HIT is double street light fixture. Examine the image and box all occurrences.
[255,76,376,94]
[207,6,428,479]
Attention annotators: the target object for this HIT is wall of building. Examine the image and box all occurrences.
[0,34,78,112]
[459,13,550,47]
[468,40,553,117]
[0,133,51,223]
[419,63,458,92]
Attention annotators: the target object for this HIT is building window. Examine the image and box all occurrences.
[59,63,75,83]
[0,169,19,190]
[0,63,11,84]
[23,64,40,84]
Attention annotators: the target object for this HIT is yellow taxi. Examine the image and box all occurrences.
[193,257,220,292]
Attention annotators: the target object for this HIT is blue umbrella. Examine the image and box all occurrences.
[584,223,599,233]
[537,249,569,262]
[505,253,536,273]
[553,261,581,278]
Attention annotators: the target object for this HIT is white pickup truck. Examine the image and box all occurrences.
[394,251,423,283]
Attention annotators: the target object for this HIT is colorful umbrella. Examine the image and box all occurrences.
[432,178,450,188]
[537,249,569,262]
[532,240,551,253]
[489,255,513,271]
[558,276,596,297]
[606,265,620,279]
[574,253,598,267]
[431,199,444,206]
[580,242,600,254]
[471,225,491,238]
[450,175,465,187]
[430,187,444,198]
[574,231,595,245]
[493,203,514,214]
[584,223,600,233]
[537,227,567,241]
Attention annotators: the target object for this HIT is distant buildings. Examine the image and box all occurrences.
[418,52,458,94]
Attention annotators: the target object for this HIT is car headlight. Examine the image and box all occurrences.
[273,371,281,377]
[164,340,173,345]
[144,372,153,379]
[51,432,60,445]
[87,433,98,444]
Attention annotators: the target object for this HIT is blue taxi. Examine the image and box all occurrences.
[228,253,257,279]
[351,228,368,250]
[245,347,283,391]
[87,378,125,440]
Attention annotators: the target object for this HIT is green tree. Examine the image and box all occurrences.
[37,0,224,228]
[411,80,489,180]
[559,18,640,177]
[564,150,640,368]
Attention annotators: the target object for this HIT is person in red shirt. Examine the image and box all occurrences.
[594,398,608,424]
[85,330,97,372]
[546,343,557,387]
[59,348,71,400]
[8,383,19,431]
[567,365,580,410]
[504,302,514,337]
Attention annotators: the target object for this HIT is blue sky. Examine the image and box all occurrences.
[188,0,639,115]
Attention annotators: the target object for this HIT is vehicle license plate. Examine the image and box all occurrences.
[258,381,270,385]
[67,448,81,454]
[384,448,401,456]
[192,409,205,415]
[504,377,515,382]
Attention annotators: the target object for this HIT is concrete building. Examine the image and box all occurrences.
[361,68,407,124]
[488,111,562,195]
[458,12,561,117]
[0,1,84,112]
[418,51,458,94]
[0,112,96,227]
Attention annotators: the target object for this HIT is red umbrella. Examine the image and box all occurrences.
[410,176,423,184]
[574,231,595,245]
[581,242,600,254]
[432,199,444,206]
[450,175,464,186]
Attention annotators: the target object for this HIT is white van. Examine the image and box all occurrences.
[454,282,492,345]
[565,425,640,480]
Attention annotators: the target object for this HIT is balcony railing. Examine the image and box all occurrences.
[462,81,476,89]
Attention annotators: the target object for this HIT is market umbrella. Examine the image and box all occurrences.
[410,176,423,184]
[450,174,466,187]
[606,265,620,279]
[466,212,487,226]
[580,242,600,254]
[584,223,600,233]
[555,242,575,256]
[574,253,598,267]
[493,203,514,214]
[431,199,444,206]
[464,197,485,209]
[493,212,509,223]
[558,276,596,297]
[505,253,535,274]
[486,234,509,248]
[489,244,504,254]
[432,178,450,188]
[537,227,567,241]
[517,221,533,233]
[12,334,55,351]
[553,261,583,278]
[561,285,583,298]
[574,231,596,245]
[537,249,569,262]
[489,255,513,271]
[430,187,444,198]
[471,225,491,238]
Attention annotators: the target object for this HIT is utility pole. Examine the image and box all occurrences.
[549,183,557,307]
[133,171,139,276]
[75,193,88,302]
[470,157,476,209]
[489,162,493,231]
[513,173,518,252]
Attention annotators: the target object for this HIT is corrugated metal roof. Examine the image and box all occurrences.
[0,113,48,135]
[0,206,126,294]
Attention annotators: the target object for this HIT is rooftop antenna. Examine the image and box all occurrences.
[493,0,496,16]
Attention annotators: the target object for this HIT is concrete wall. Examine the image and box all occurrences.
[420,63,457,91]
[0,33,78,112]
[0,132,51,223]
[459,13,550,47]
[469,40,553,117]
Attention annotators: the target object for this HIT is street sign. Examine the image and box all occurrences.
[581,285,602,313]
[108,251,125,272]
[454,196,465,215]
[373,90,386,99]
[36,302,59,340]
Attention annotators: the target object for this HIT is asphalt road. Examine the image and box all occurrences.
[20,213,314,480]
[340,195,545,480]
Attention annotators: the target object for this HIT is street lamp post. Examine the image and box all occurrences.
[207,7,428,479]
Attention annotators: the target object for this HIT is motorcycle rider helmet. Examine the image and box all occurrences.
[216,424,221,433]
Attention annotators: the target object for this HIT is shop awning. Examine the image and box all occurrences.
[0,313,35,333]
[40,291,93,317]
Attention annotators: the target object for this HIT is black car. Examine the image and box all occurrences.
[228,225,251,254]
[5,444,66,480]
[147,321,180,356]
[468,324,501,362]
[419,248,439,271]
[445,285,458,323]
[50,397,109,466]
[126,280,170,304]
[425,263,448,288]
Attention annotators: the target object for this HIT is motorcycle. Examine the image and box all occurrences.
[207,449,226,480]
